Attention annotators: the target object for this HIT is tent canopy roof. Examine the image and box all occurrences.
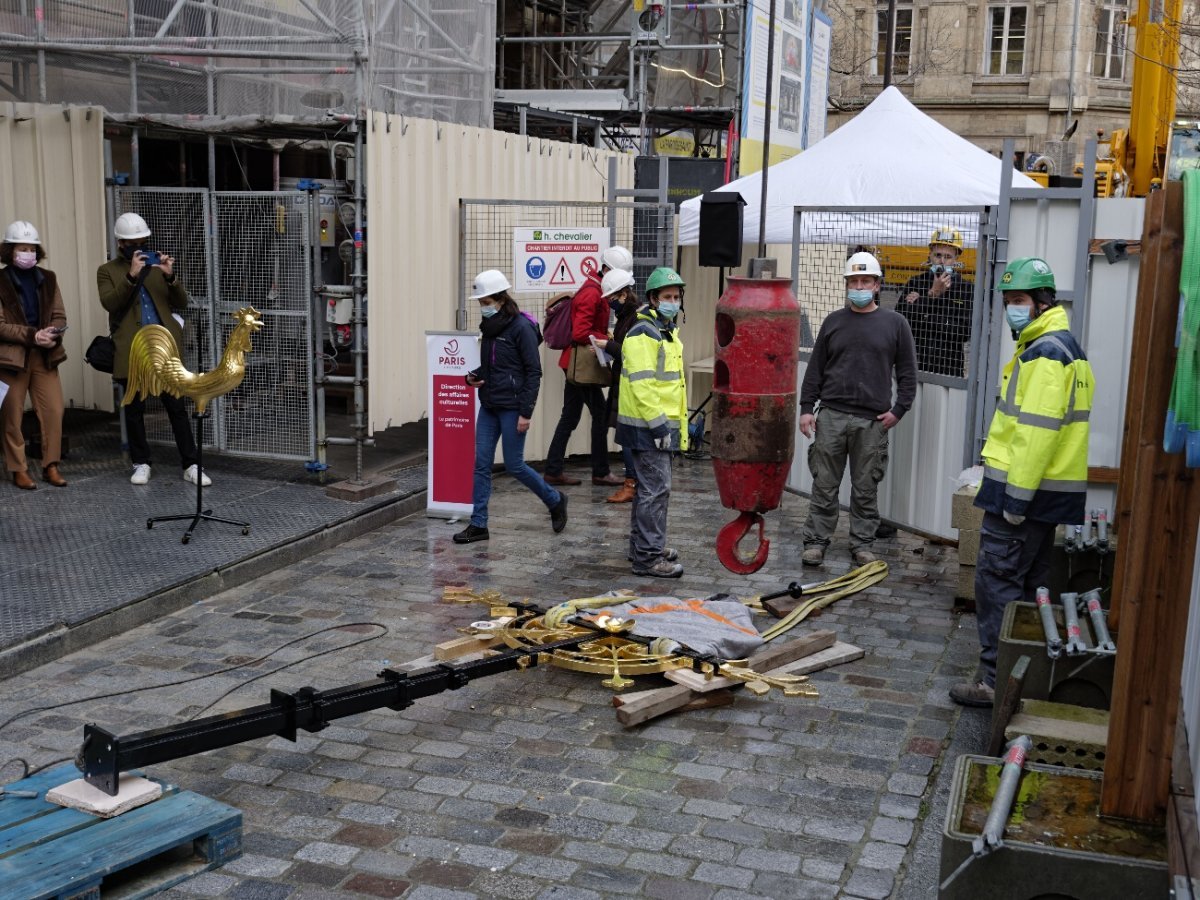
[678,86,1041,246]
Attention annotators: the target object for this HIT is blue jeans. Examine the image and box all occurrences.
[621,445,635,479]
[472,406,561,528]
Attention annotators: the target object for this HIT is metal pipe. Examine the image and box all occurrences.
[1061,592,1088,655]
[1082,590,1116,653]
[499,33,635,44]
[883,0,896,87]
[326,436,376,446]
[1035,586,1063,659]
[0,39,353,60]
[34,0,45,102]
[757,0,778,259]
[631,42,728,51]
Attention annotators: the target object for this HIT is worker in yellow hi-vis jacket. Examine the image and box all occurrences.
[616,267,689,579]
[951,257,1095,708]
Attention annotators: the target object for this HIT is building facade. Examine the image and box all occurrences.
[825,0,1199,169]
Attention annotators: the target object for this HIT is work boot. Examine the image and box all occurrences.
[453,524,490,544]
[633,558,684,578]
[875,522,897,539]
[606,478,636,503]
[550,493,569,533]
[801,546,825,566]
[852,549,877,565]
[592,473,624,486]
[627,547,678,562]
[544,473,581,486]
[949,681,995,708]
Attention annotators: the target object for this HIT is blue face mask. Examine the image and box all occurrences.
[657,301,680,319]
[480,305,499,319]
[847,289,875,308]
[1005,305,1032,332]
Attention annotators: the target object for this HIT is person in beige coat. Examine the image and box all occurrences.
[0,220,67,490]
[97,212,207,487]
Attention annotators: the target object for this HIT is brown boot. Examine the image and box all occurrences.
[12,470,36,490]
[43,464,67,487]
[606,478,636,503]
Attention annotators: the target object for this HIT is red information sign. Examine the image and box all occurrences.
[426,332,481,517]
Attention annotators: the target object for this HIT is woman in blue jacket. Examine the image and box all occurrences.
[454,270,569,544]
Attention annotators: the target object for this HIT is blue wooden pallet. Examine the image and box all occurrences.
[0,763,241,900]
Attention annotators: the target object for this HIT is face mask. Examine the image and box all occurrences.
[480,305,498,319]
[657,301,680,319]
[608,297,623,313]
[12,251,37,270]
[847,289,875,308]
[120,244,146,261]
[1005,305,1032,332]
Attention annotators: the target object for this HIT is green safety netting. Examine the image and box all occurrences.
[1166,170,1200,466]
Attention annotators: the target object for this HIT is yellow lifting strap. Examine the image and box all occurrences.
[749,560,890,642]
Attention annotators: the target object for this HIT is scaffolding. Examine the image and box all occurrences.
[494,0,743,154]
[0,0,494,129]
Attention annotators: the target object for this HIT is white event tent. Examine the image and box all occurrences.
[678,86,1042,247]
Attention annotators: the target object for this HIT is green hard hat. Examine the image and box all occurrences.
[646,266,685,292]
[998,257,1056,292]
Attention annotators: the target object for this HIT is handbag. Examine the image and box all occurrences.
[85,334,116,374]
[566,343,611,386]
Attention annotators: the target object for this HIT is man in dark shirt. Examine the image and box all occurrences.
[896,226,974,377]
[799,251,918,567]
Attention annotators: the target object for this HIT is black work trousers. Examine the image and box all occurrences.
[117,379,198,470]
[545,378,612,478]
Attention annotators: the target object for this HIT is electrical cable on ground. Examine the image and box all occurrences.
[0,621,388,783]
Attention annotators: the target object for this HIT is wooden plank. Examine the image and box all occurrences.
[614,638,859,729]
[1087,466,1120,485]
[664,630,836,693]
[764,641,864,677]
[988,655,1029,757]
[1,788,241,900]
[1102,181,1200,824]
[433,633,502,661]
[1088,238,1142,257]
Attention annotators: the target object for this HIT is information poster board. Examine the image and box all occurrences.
[426,331,481,518]
[512,227,609,293]
[738,0,808,174]
[804,10,832,148]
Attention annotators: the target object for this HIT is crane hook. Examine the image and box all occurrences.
[716,511,770,574]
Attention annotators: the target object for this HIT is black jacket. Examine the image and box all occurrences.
[895,270,974,377]
[469,312,543,418]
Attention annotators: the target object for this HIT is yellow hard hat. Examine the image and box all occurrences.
[929,226,963,251]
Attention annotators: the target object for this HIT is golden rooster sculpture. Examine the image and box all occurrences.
[124,307,265,414]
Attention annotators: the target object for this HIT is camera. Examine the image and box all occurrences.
[930,264,952,277]
[141,250,161,266]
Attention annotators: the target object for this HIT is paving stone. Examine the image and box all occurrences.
[843,866,896,899]
[570,865,646,895]
[222,854,293,879]
[225,880,294,900]
[800,857,844,882]
[535,887,602,900]
[886,772,928,797]
[472,871,544,900]
[869,816,915,845]
[643,875,715,900]
[858,840,908,871]
[803,818,866,843]
[294,841,360,866]
[750,873,839,900]
[342,874,412,898]
[877,792,922,820]
[733,847,803,875]
[455,843,520,870]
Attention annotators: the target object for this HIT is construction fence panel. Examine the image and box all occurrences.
[788,206,990,540]
[114,188,218,449]
[211,192,315,461]
[458,198,676,460]
[114,188,316,462]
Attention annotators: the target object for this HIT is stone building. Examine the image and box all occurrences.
[824,0,1200,169]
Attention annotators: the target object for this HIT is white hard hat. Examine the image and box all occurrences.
[844,251,882,278]
[114,212,151,240]
[469,269,511,299]
[601,268,635,298]
[3,220,40,245]
[601,245,633,272]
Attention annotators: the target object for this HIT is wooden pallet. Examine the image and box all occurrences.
[0,763,242,900]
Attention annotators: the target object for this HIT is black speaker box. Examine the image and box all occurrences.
[698,191,746,268]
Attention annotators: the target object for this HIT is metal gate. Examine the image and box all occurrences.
[458,198,676,331]
[113,188,316,461]
[789,205,991,538]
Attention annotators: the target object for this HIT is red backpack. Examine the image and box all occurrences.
[542,292,575,350]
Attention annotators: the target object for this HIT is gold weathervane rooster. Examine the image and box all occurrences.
[124,307,264,414]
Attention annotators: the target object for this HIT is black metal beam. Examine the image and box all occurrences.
[76,601,726,796]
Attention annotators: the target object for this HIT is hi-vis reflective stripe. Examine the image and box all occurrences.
[984,466,1087,494]
[618,412,666,430]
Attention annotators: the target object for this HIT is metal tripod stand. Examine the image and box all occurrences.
[146,411,249,544]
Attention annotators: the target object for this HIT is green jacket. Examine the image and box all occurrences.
[616,306,688,452]
[976,305,1094,523]
[97,256,187,380]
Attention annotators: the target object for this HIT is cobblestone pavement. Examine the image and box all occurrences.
[0,456,983,899]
